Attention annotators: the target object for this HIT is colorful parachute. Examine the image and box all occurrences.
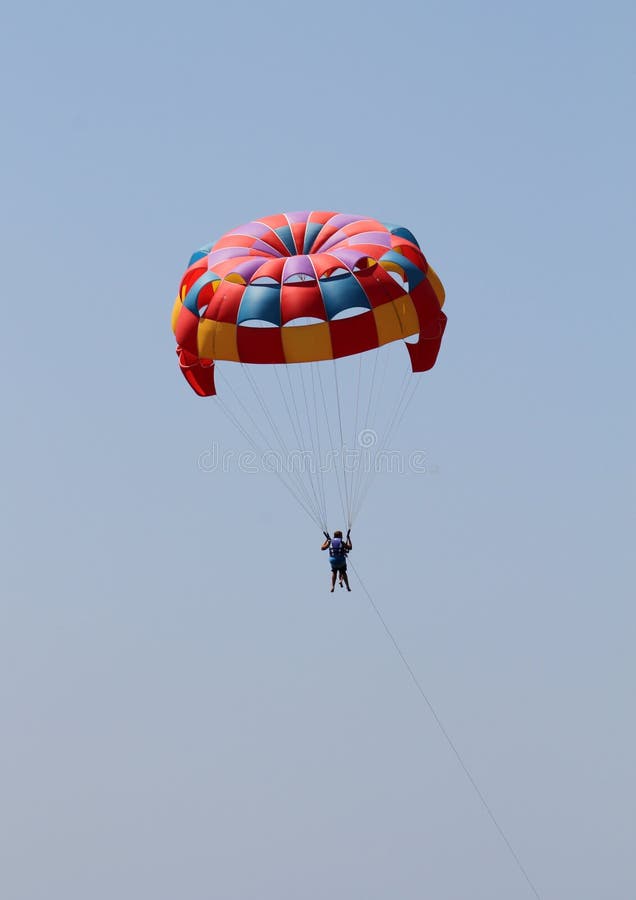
[172,211,446,396]
[172,211,446,529]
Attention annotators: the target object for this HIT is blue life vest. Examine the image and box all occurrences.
[329,537,347,561]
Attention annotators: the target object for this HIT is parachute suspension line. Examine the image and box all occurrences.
[310,363,329,527]
[355,357,421,523]
[217,368,322,526]
[274,364,328,532]
[350,350,384,522]
[349,558,543,900]
[332,358,353,529]
[352,363,421,523]
[215,368,282,460]
[362,341,381,433]
[361,345,393,513]
[348,350,369,530]
[274,365,303,457]
[366,345,391,447]
[229,364,325,528]
[351,352,364,459]
[283,367,329,532]
[349,345,389,528]
[214,389,320,528]
[316,360,349,531]
[332,359,351,528]
[242,362,328,528]
[349,355,411,523]
[281,363,326,529]
[296,362,330,531]
[353,346,380,526]
[215,399,318,526]
[240,363,293,458]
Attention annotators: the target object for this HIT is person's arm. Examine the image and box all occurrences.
[321,539,330,551]
[346,529,352,550]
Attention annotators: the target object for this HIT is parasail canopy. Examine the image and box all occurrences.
[172,210,446,397]
[172,211,447,531]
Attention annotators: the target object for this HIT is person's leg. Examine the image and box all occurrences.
[330,569,337,591]
[342,570,351,591]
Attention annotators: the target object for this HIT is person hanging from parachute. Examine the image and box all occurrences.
[321,529,352,592]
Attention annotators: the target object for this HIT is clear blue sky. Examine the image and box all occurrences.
[1,1,634,898]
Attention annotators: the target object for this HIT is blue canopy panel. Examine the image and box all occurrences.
[318,272,373,321]
[302,221,323,254]
[274,225,297,256]
[237,283,282,326]
[380,250,427,291]
[183,271,221,316]
[188,243,215,266]
[382,223,421,248]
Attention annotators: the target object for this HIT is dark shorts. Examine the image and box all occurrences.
[330,558,347,572]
